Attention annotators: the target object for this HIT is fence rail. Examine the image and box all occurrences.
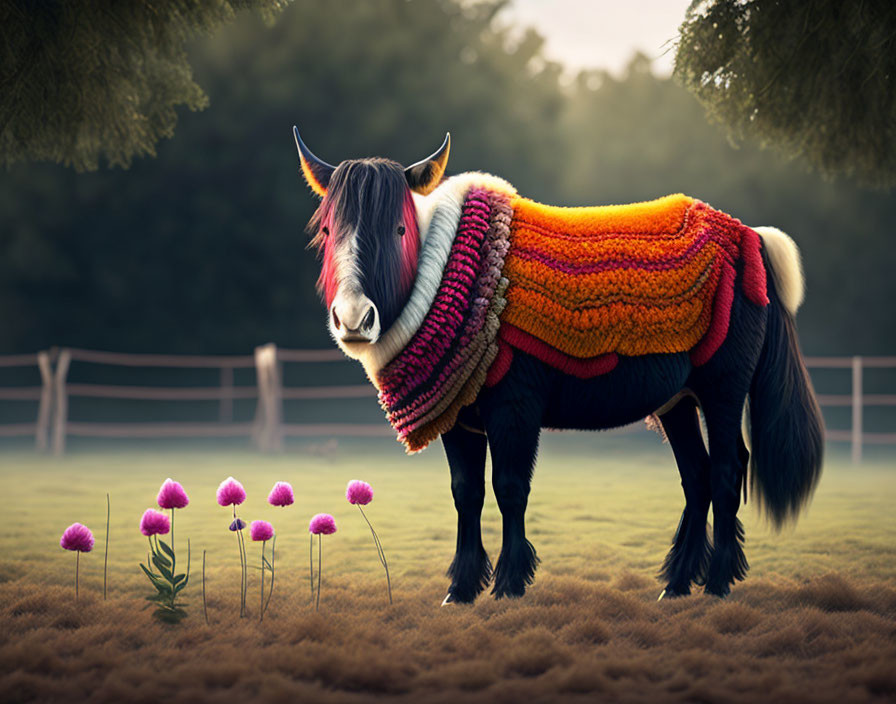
[0,347,893,460]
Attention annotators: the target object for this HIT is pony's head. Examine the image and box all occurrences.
[294,128,450,357]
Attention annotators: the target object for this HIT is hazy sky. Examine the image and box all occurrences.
[498,0,693,76]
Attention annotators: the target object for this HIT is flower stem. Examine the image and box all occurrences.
[263,535,276,616]
[202,549,209,625]
[233,505,247,617]
[235,522,244,617]
[316,534,322,612]
[75,551,80,602]
[359,505,392,605]
[103,493,110,600]
[309,533,314,605]
[259,541,265,622]
[170,508,175,576]
[238,526,248,617]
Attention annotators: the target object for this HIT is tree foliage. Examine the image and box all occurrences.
[0,0,894,358]
[0,0,288,171]
[674,0,896,187]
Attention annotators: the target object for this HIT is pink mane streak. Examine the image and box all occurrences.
[310,208,339,309]
[397,190,420,296]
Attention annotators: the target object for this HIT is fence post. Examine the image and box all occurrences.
[35,351,53,452]
[52,349,71,456]
[268,345,284,452]
[851,355,863,465]
[253,344,283,452]
[219,365,234,423]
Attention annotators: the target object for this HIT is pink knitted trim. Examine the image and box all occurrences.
[499,323,619,379]
[377,187,511,451]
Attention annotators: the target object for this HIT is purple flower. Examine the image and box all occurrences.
[140,509,171,537]
[60,523,94,552]
[346,480,373,506]
[229,518,247,532]
[217,477,246,507]
[157,478,189,509]
[250,520,274,542]
[268,481,294,507]
[309,514,337,535]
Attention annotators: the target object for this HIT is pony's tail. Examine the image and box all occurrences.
[747,227,824,528]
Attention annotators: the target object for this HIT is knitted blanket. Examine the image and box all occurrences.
[489,193,769,382]
[372,176,768,453]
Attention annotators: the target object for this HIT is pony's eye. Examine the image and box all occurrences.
[322,226,329,236]
[397,225,406,236]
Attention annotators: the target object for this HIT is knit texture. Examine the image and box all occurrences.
[376,184,768,452]
[377,187,512,453]
[492,193,768,380]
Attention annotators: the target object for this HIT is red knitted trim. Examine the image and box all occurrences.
[485,340,514,387]
[740,225,769,306]
[499,323,618,379]
[689,262,736,366]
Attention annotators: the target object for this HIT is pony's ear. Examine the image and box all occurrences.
[293,127,335,197]
[405,133,450,195]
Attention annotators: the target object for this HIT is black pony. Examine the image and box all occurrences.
[293,128,824,602]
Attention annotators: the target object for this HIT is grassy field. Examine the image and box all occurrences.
[2,437,895,703]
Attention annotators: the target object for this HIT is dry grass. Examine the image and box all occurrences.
[2,438,895,703]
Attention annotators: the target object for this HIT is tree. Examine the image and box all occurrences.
[674,1,896,187]
[1,1,894,357]
[0,0,287,171]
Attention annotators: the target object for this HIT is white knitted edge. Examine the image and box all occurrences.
[752,225,805,315]
[356,171,517,382]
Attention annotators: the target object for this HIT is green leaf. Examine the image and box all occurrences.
[152,555,174,581]
[149,580,172,596]
[151,549,172,569]
[175,574,190,594]
[158,540,175,560]
[140,563,168,591]
[174,573,186,584]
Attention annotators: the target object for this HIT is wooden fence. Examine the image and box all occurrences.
[0,347,893,461]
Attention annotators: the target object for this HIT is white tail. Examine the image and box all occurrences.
[753,226,805,315]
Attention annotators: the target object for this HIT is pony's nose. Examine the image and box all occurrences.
[331,305,375,333]
[330,297,380,343]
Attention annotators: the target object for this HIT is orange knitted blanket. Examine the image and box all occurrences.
[490,193,768,380]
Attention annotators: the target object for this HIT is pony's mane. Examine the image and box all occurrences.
[307,158,419,318]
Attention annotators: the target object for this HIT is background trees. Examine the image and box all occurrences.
[0,0,288,171]
[675,1,896,187]
[0,0,893,355]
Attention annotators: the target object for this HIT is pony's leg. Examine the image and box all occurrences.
[484,411,541,599]
[441,410,491,604]
[701,397,751,597]
[658,396,712,598]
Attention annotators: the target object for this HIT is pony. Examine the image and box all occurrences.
[292,128,824,603]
